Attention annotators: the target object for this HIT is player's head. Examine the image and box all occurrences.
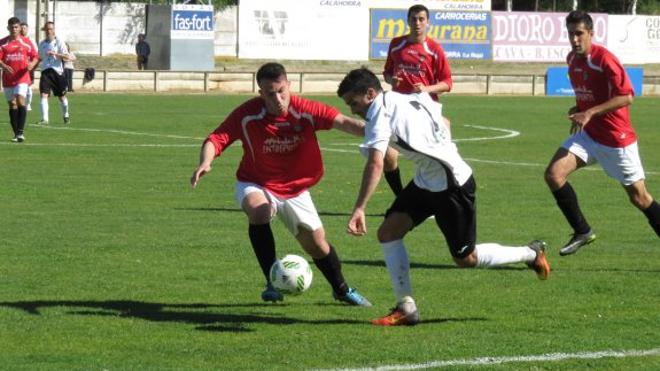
[407,5,429,37]
[20,22,28,36]
[43,21,56,39]
[7,17,21,36]
[565,10,593,55]
[257,62,291,116]
[138,33,145,41]
[337,67,382,119]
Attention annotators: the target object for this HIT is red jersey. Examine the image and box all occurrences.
[567,44,636,148]
[206,95,339,198]
[0,36,37,87]
[383,36,452,101]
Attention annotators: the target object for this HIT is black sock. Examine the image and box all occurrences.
[313,245,348,296]
[384,167,403,196]
[248,223,276,283]
[8,108,18,135]
[552,182,591,235]
[642,200,660,237]
[16,106,27,135]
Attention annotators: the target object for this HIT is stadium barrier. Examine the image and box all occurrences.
[21,70,660,96]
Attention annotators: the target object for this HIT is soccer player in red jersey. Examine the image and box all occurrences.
[545,10,660,254]
[191,63,372,306]
[381,5,453,196]
[0,17,39,142]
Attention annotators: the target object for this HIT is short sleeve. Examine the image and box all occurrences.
[363,99,391,156]
[293,96,339,131]
[602,53,634,97]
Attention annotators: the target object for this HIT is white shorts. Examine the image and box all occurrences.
[562,130,645,185]
[235,182,323,236]
[4,83,29,101]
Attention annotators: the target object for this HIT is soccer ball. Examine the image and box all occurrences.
[269,254,313,295]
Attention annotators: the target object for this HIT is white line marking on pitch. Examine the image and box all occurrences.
[3,124,656,176]
[27,124,206,141]
[314,347,660,371]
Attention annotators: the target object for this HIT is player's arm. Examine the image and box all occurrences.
[190,140,217,188]
[568,94,632,129]
[348,148,384,236]
[0,60,13,74]
[414,81,451,95]
[332,113,365,137]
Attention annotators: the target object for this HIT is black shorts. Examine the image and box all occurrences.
[386,176,477,258]
[39,69,68,97]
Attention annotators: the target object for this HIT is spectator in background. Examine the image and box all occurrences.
[19,22,38,111]
[135,33,150,70]
[64,42,76,92]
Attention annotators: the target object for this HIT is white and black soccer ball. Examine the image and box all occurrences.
[269,254,313,295]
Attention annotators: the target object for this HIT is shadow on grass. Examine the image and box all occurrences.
[342,259,530,272]
[176,207,385,218]
[0,300,365,332]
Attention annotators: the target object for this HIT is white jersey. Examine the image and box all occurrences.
[362,91,473,192]
[38,37,68,75]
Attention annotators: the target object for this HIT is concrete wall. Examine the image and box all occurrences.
[9,0,236,57]
[47,70,660,96]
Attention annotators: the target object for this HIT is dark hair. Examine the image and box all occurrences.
[42,21,55,31]
[256,62,287,84]
[566,10,593,31]
[407,4,429,21]
[8,17,21,26]
[337,67,382,98]
[20,22,27,27]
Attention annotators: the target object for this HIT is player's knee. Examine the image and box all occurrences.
[245,205,272,224]
[544,166,564,188]
[376,225,405,243]
[628,191,652,210]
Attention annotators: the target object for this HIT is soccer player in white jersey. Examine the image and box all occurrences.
[337,68,550,326]
[19,22,38,112]
[37,21,71,124]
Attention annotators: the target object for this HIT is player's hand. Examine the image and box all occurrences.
[390,76,400,90]
[347,209,367,236]
[412,83,425,93]
[568,110,591,133]
[190,164,211,188]
[569,122,581,134]
[1,65,14,74]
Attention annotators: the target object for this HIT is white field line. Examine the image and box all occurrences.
[2,124,656,175]
[314,347,660,371]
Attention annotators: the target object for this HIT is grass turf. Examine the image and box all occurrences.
[0,94,658,370]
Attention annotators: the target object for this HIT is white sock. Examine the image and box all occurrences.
[40,97,49,122]
[475,243,536,268]
[60,97,69,118]
[380,240,413,302]
[26,87,32,108]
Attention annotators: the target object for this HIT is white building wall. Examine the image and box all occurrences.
[8,0,236,57]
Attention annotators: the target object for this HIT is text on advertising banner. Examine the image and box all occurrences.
[370,9,491,60]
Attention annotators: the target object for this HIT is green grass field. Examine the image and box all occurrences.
[0,94,658,370]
